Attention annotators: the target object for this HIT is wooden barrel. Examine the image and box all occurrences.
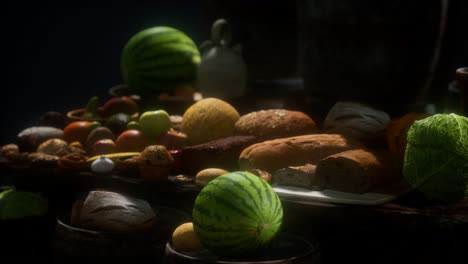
[162,232,319,264]
[53,205,191,261]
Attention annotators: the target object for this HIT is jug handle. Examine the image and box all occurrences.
[211,18,231,46]
[199,40,213,54]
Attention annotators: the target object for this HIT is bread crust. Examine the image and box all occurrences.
[181,135,259,175]
[235,109,317,141]
[239,134,362,173]
[78,191,156,233]
[315,149,400,193]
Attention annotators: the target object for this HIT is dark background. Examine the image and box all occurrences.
[1,0,467,145]
[1,2,211,144]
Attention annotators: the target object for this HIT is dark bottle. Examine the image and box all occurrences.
[456,67,468,115]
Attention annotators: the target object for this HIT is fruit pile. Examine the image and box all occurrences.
[0,24,207,182]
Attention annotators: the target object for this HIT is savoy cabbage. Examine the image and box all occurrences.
[403,113,468,202]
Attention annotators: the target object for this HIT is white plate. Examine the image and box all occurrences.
[273,185,397,206]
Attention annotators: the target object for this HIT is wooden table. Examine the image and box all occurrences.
[2,165,467,263]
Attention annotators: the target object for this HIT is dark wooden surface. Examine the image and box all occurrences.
[281,191,468,264]
[1,165,467,263]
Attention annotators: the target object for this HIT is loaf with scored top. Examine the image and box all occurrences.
[77,190,156,233]
[235,109,317,141]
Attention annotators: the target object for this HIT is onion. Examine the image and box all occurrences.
[91,155,115,174]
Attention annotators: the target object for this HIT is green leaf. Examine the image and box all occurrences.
[83,96,101,119]
[0,189,48,219]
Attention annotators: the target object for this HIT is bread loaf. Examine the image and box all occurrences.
[181,135,259,175]
[315,149,401,193]
[323,102,390,148]
[78,190,156,233]
[16,126,64,152]
[239,134,362,173]
[235,109,317,141]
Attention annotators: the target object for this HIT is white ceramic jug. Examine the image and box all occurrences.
[196,19,248,99]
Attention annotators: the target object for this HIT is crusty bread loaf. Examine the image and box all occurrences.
[315,149,401,193]
[234,109,317,141]
[239,134,362,173]
[78,190,156,233]
[181,135,259,175]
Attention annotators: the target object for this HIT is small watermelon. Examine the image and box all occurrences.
[192,171,283,258]
[121,26,201,95]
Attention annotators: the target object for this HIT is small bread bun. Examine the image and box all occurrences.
[195,168,228,187]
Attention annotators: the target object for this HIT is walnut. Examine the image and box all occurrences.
[1,144,19,158]
[27,152,60,167]
[37,138,71,156]
[58,153,88,171]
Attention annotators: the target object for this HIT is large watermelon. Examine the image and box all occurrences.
[121,26,201,95]
[192,171,283,258]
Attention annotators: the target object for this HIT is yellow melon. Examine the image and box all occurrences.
[181,98,240,145]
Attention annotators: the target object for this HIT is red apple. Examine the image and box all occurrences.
[156,130,187,150]
[115,129,147,152]
[92,139,117,155]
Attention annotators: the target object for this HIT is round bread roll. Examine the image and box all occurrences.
[78,190,156,233]
[234,109,317,141]
[195,168,228,187]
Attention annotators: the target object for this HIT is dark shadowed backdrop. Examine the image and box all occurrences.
[1,1,467,145]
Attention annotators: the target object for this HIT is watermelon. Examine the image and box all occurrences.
[121,26,201,95]
[192,171,283,258]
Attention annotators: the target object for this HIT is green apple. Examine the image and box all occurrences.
[139,110,172,140]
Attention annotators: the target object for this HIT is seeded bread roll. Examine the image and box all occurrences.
[78,190,156,233]
[315,149,401,193]
[239,134,362,173]
[235,109,317,141]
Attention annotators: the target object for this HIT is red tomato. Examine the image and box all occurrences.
[63,121,92,145]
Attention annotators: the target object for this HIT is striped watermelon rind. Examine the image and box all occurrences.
[192,171,283,258]
[121,26,201,94]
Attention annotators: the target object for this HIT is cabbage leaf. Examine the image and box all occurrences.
[403,113,468,202]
